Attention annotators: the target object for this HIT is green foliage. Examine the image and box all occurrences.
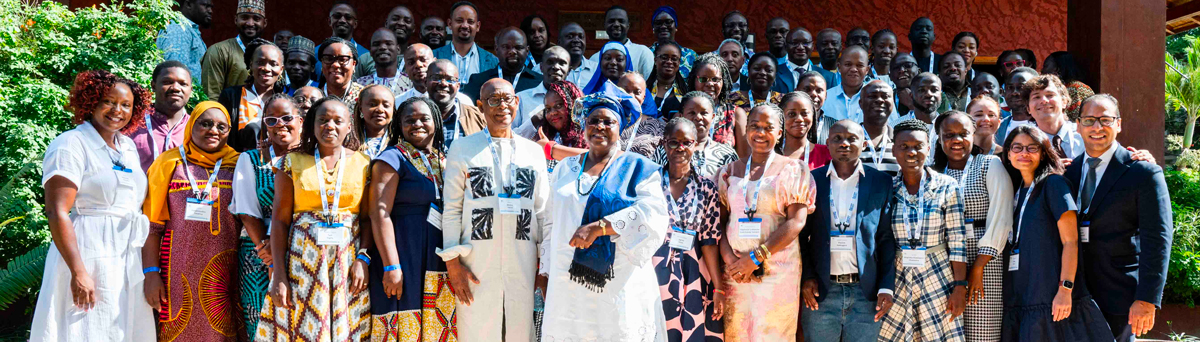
[0,0,178,314]
[0,242,47,310]
[1165,167,1200,306]
[1167,36,1200,160]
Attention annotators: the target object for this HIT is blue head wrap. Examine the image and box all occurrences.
[651,6,678,26]
[571,81,642,133]
[582,41,633,95]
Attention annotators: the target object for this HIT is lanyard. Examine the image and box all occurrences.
[323,82,351,101]
[945,155,974,185]
[315,147,347,220]
[903,170,929,246]
[830,173,859,234]
[693,142,708,174]
[662,170,700,229]
[106,138,127,170]
[177,146,223,200]
[740,152,777,217]
[909,51,934,73]
[986,144,997,156]
[404,148,442,200]
[145,114,185,160]
[864,131,883,169]
[655,85,675,114]
[749,90,772,107]
[1013,183,1035,248]
[267,145,284,170]
[783,136,811,163]
[626,117,644,148]
[508,70,523,91]
[236,35,246,52]
[448,99,463,139]
[485,131,517,195]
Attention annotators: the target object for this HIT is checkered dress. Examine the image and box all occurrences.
[879,169,967,342]
[943,156,1006,341]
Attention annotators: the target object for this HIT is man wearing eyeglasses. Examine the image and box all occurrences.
[765,17,791,66]
[1065,94,1172,342]
[440,78,551,342]
[463,27,543,102]
[427,59,486,150]
[200,0,266,99]
[433,1,500,87]
[311,2,371,83]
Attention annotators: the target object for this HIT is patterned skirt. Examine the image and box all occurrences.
[879,248,967,342]
[240,236,271,340]
[368,271,457,342]
[963,225,1004,341]
[255,211,371,341]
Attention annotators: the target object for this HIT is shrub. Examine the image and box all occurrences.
[1166,167,1200,306]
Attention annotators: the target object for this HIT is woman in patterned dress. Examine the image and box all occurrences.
[653,117,726,341]
[932,111,1015,341]
[878,119,969,342]
[777,92,832,170]
[142,101,242,341]
[687,54,745,151]
[258,98,372,341]
[642,91,738,178]
[365,97,457,341]
[229,94,303,339]
[356,85,395,157]
[718,104,815,341]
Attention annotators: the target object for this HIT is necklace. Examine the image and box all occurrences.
[576,151,617,196]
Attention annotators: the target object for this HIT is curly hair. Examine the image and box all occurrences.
[68,70,151,135]
[1020,74,1069,106]
[688,53,734,103]
[389,96,445,151]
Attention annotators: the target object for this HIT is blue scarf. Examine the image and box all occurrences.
[569,152,661,291]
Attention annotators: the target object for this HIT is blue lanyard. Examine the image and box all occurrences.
[830,173,859,234]
[903,170,930,246]
[740,152,776,217]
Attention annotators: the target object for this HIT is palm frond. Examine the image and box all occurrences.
[0,242,47,310]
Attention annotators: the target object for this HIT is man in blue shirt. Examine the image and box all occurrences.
[433,1,500,86]
[157,0,211,80]
[765,17,791,66]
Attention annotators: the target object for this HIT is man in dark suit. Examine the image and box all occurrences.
[1066,94,1172,342]
[462,26,542,102]
[799,120,897,341]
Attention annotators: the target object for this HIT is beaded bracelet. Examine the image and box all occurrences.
[383,264,401,273]
[356,254,371,266]
[142,267,160,274]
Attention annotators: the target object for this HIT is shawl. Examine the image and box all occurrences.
[569,152,661,291]
[144,101,240,224]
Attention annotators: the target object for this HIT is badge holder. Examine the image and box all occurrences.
[1079,220,1090,243]
[112,165,135,188]
[428,203,444,230]
[830,229,854,252]
[669,226,696,251]
[1008,248,1020,271]
[498,193,522,215]
[737,215,763,239]
[184,197,215,222]
[964,218,975,239]
[901,245,927,268]
[316,219,348,246]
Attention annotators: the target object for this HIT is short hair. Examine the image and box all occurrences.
[605,5,627,17]
[768,17,789,25]
[299,98,361,154]
[722,10,745,23]
[69,70,151,135]
[747,51,777,69]
[748,102,784,130]
[941,50,965,66]
[152,60,190,86]
[663,116,698,138]
[449,1,477,16]
[797,70,826,86]
[493,26,525,46]
[1020,74,1069,104]
[892,119,930,139]
[560,22,583,37]
[838,45,869,62]
[1081,93,1120,117]
[870,29,896,45]
[950,32,979,52]
[1006,66,1039,84]
[931,110,980,169]
[911,72,939,89]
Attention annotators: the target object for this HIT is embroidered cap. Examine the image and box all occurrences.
[286,36,316,58]
[237,0,266,16]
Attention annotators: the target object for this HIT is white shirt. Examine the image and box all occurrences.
[394,88,472,107]
[565,58,598,87]
[785,59,814,86]
[588,39,655,78]
[1078,142,1119,213]
[452,42,482,85]
[1045,120,1085,159]
[229,149,277,236]
[515,83,547,129]
[1005,118,1036,138]
[828,163,864,276]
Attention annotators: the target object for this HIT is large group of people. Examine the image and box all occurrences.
[28,1,1174,342]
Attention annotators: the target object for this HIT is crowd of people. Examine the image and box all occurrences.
[27,0,1175,341]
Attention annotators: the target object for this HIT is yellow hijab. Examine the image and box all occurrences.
[144,101,240,224]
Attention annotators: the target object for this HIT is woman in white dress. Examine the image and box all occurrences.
[30,70,156,341]
[540,90,670,341]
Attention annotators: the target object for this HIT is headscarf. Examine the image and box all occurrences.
[652,6,678,26]
[582,41,633,95]
[544,81,587,148]
[571,82,643,134]
[144,101,240,224]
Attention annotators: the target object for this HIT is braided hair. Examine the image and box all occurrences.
[544,80,587,148]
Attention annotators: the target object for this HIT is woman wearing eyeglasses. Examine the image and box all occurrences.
[318,37,366,110]
[995,126,1112,341]
[228,94,302,338]
[258,98,373,341]
[218,38,286,152]
[540,90,670,341]
[652,117,727,341]
[644,91,738,178]
[997,50,1029,87]
[141,101,242,341]
[687,54,745,151]
[647,41,688,119]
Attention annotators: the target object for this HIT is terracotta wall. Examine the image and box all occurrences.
[73,0,1065,62]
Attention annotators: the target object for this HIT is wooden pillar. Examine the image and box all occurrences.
[1068,0,1167,162]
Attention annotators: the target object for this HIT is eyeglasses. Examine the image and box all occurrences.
[697,76,723,84]
[1079,116,1120,127]
[665,139,695,150]
[486,95,517,107]
[586,117,619,128]
[653,19,676,28]
[196,119,231,134]
[656,55,681,64]
[321,55,355,66]
[263,114,300,127]
[293,95,320,106]
[1003,60,1028,69]
[429,74,459,84]
[1008,144,1041,154]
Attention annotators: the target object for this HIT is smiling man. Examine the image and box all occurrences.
[778,27,821,92]
[200,0,266,99]
[433,1,500,86]
[355,28,413,95]
[515,46,569,129]
[889,53,920,114]
[355,6,416,78]
[421,16,448,49]
[939,51,970,112]
[589,6,654,77]
[427,59,487,149]
[463,27,543,101]
[560,22,595,87]
[823,45,879,123]
[720,10,755,76]
[158,0,212,79]
[132,61,194,172]
[892,72,943,145]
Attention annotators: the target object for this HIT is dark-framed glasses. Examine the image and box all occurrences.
[1079,116,1119,127]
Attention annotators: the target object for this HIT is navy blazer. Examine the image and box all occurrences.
[461,67,543,102]
[774,63,797,93]
[432,44,499,75]
[800,164,897,301]
[1065,144,1172,314]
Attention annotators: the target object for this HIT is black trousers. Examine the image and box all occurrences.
[1103,312,1136,342]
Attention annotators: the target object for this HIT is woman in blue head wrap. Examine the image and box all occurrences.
[540,89,672,341]
[650,6,697,78]
[582,41,634,95]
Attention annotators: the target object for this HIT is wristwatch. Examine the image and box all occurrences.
[1061,280,1075,290]
[598,219,608,235]
[952,280,969,288]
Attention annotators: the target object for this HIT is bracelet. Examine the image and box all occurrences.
[356,254,371,266]
[749,250,762,266]
[758,244,772,260]
[544,141,556,160]
[952,280,969,288]
[383,264,401,273]
[142,267,160,274]
[713,288,727,295]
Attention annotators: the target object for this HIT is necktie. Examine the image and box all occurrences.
[1081,157,1101,212]
[795,66,804,86]
[1052,135,1067,159]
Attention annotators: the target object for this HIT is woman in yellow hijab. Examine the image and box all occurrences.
[140,101,243,342]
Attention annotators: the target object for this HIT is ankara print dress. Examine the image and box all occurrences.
[653,172,725,341]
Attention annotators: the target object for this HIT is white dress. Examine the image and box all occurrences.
[540,154,670,342]
[30,122,155,342]
[437,131,552,342]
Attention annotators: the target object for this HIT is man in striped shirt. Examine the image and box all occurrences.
[859,80,901,175]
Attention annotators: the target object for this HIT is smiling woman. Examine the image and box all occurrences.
[217,38,285,152]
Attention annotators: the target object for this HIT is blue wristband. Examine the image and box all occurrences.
[356,254,371,266]
[142,267,160,274]
[383,264,401,273]
[749,250,762,266]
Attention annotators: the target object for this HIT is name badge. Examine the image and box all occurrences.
[964,218,975,239]
[1008,249,1020,271]
[113,165,135,188]
[427,204,443,230]
[737,217,763,239]
[1079,221,1090,243]
[315,222,347,246]
[184,198,214,222]
[498,193,522,215]
[831,232,854,252]
[901,247,927,268]
[668,227,696,250]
